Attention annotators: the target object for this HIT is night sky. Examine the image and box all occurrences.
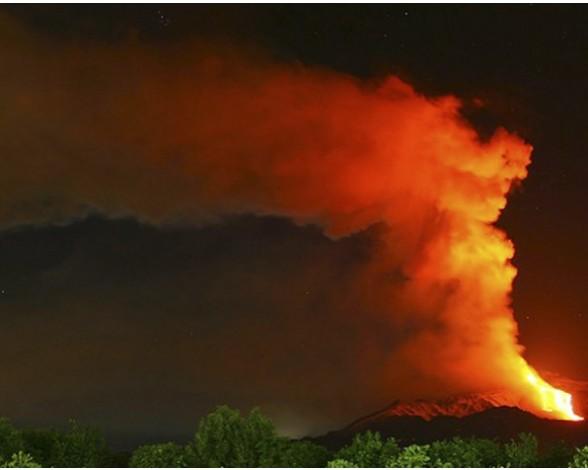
[2,4,588,448]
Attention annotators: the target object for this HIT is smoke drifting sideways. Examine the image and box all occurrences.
[4,13,574,427]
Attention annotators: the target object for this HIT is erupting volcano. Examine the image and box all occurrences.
[0,17,583,429]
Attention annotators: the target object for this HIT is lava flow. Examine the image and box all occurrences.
[522,361,583,421]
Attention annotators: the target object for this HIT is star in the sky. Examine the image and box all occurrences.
[156,9,171,28]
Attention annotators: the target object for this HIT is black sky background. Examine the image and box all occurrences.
[2,4,588,448]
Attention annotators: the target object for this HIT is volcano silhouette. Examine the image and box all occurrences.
[315,392,588,450]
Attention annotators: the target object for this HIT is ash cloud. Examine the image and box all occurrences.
[0,12,541,434]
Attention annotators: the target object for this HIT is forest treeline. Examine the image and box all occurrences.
[3,405,588,468]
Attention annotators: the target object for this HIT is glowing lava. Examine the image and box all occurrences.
[521,360,583,421]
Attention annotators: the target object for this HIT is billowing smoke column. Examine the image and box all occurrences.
[0,15,581,420]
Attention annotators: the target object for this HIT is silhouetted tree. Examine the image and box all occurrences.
[332,431,399,467]
[539,440,574,467]
[428,437,504,467]
[0,419,23,461]
[21,428,59,467]
[192,405,279,467]
[130,442,188,467]
[571,446,588,468]
[51,420,110,467]
[386,444,441,468]
[259,438,330,467]
[504,432,539,467]
[327,458,355,468]
[0,451,40,468]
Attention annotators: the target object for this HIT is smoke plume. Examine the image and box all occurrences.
[3,14,577,424]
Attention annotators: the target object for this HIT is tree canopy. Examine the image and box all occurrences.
[0,406,587,467]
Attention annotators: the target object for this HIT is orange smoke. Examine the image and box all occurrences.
[0,16,581,421]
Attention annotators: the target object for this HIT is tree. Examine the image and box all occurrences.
[192,405,279,467]
[0,451,40,468]
[109,451,132,468]
[428,437,503,467]
[570,446,588,468]
[379,438,402,465]
[327,458,355,467]
[504,432,539,468]
[386,444,438,468]
[259,439,330,467]
[428,437,479,467]
[539,440,574,468]
[282,440,330,467]
[0,419,23,461]
[52,420,110,467]
[130,442,188,467]
[466,437,506,468]
[21,428,59,467]
[334,431,399,467]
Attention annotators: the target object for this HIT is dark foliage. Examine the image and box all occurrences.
[0,406,587,467]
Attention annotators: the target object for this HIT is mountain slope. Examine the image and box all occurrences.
[315,394,588,450]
